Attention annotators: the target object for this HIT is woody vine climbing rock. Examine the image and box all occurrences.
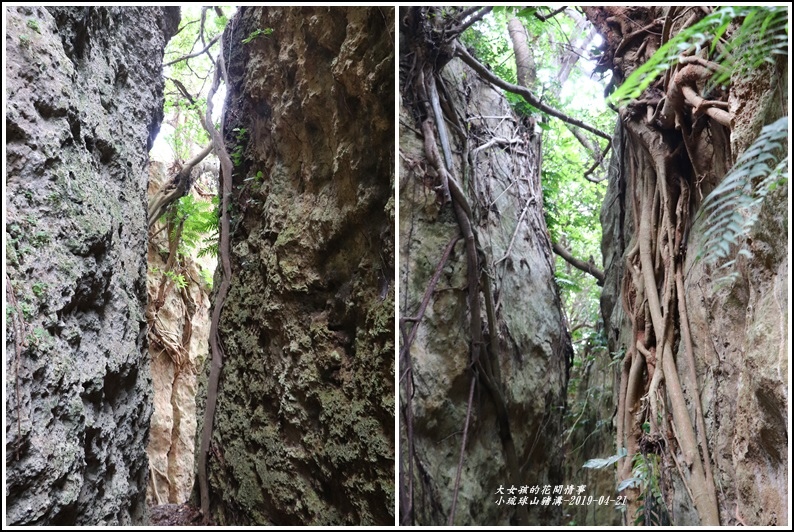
[399,7,571,526]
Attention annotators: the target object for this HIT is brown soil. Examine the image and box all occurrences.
[149,504,213,526]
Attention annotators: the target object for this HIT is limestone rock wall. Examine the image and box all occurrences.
[678,57,788,526]
[194,7,395,525]
[144,162,212,506]
[5,6,179,525]
[399,57,571,525]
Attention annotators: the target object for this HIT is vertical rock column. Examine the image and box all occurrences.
[195,6,395,525]
[399,55,570,524]
[145,162,213,505]
[5,6,179,525]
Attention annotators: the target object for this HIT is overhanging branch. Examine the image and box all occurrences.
[534,6,568,21]
[454,43,612,142]
[446,7,493,41]
[164,34,221,67]
[552,241,605,285]
[147,143,213,228]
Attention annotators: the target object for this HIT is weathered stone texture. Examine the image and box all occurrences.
[194,7,395,525]
[144,162,213,506]
[5,6,179,525]
[399,58,570,525]
[679,57,788,525]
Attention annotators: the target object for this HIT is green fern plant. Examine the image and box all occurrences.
[695,116,788,278]
[241,27,273,45]
[230,127,248,167]
[622,452,668,526]
[168,195,220,258]
[164,269,188,290]
[610,6,788,106]
[607,6,788,282]
[709,6,788,88]
[582,446,627,469]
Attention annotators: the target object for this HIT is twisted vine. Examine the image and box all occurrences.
[197,34,233,523]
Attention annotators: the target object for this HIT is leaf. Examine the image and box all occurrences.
[583,447,627,469]
[517,7,537,19]
[611,7,788,105]
[618,477,641,492]
[696,116,788,268]
[242,27,273,44]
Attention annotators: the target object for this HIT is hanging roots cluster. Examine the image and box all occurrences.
[585,6,732,526]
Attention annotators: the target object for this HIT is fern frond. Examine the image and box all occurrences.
[695,116,789,271]
[712,6,789,87]
[168,194,220,257]
[197,240,219,258]
[610,6,788,106]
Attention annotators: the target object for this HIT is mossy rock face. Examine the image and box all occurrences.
[5,6,180,526]
[194,7,395,526]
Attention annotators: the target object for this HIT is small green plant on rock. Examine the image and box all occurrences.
[241,27,273,44]
[19,301,35,320]
[164,269,188,290]
[32,231,51,247]
[46,191,62,206]
[26,19,40,33]
[7,241,19,267]
[244,170,264,183]
[32,282,47,298]
[622,451,668,526]
[169,194,219,258]
[230,127,247,167]
[18,34,31,48]
[27,327,52,351]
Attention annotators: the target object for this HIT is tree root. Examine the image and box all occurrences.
[613,118,720,525]
[448,375,476,525]
[411,59,528,524]
[197,40,234,524]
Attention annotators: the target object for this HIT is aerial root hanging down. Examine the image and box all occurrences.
[613,118,720,525]
[410,62,528,526]
[400,234,458,525]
